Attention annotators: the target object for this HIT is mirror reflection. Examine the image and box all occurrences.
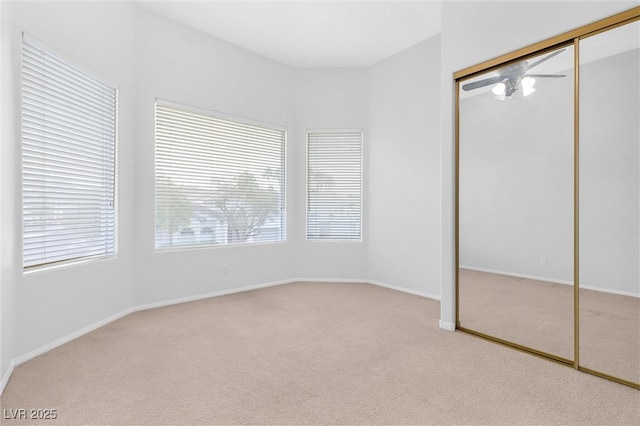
[458,46,575,360]
[579,20,640,384]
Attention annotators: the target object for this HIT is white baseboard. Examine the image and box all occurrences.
[0,277,442,396]
[579,284,640,298]
[293,277,369,284]
[0,360,16,398]
[460,265,573,286]
[134,278,296,312]
[12,308,134,367]
[439,319,456,332]
[460,265,639,298]
[367,279,441,301]
[294,277,441,301]
[135,278,441,317]
[0,307,133,395]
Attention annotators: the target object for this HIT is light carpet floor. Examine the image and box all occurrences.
[459,268,640,383]
[1,282,639,425]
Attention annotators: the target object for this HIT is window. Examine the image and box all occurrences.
[22,35,117,269]
[155,101,286,249]
[306,130,363,240]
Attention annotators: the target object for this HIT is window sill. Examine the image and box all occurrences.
[23,254,118,275]
[154,239,288,254]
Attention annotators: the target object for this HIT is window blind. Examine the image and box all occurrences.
[306,130,362,240]
[155,102,286,249]
[22,35,117,269]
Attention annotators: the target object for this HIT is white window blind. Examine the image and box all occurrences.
[306,130,363,240]
[155,101,286,249]
[22,35,117,269]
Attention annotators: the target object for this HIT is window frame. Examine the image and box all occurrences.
[154,98,288,252]
[21,33,119,272]
[305,128,364,242]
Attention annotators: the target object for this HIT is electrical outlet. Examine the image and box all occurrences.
[223,264,230,274]
[541,256,548,265]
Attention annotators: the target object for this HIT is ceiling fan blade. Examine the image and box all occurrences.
[461,75,504,91]
[527,49,565,70]
[525,74,566,78]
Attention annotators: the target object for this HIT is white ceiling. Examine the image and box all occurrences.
[137,1,443,68]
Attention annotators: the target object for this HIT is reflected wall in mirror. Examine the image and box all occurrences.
[458,46,575,360]
[579,20,640,384]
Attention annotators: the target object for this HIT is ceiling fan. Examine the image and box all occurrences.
[462,49,567,98]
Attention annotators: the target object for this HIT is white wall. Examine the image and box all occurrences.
[293,68,369,280]
[0,0,9,380]
[132,8,298,306]
[0,1,137,377]
[439,1,639,328]
[367,36,442,298]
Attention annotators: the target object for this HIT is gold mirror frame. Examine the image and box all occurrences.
[454,6,640,390]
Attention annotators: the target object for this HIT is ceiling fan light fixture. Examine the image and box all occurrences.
[522,77,536,96]
[492,82,506,96]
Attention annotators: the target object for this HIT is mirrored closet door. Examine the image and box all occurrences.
[579,19,640,386]
[458,46,575,362]
[455,7,639,389]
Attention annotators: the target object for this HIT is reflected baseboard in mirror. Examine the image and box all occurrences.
[579,288,640,384]
[458,268,574,361]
